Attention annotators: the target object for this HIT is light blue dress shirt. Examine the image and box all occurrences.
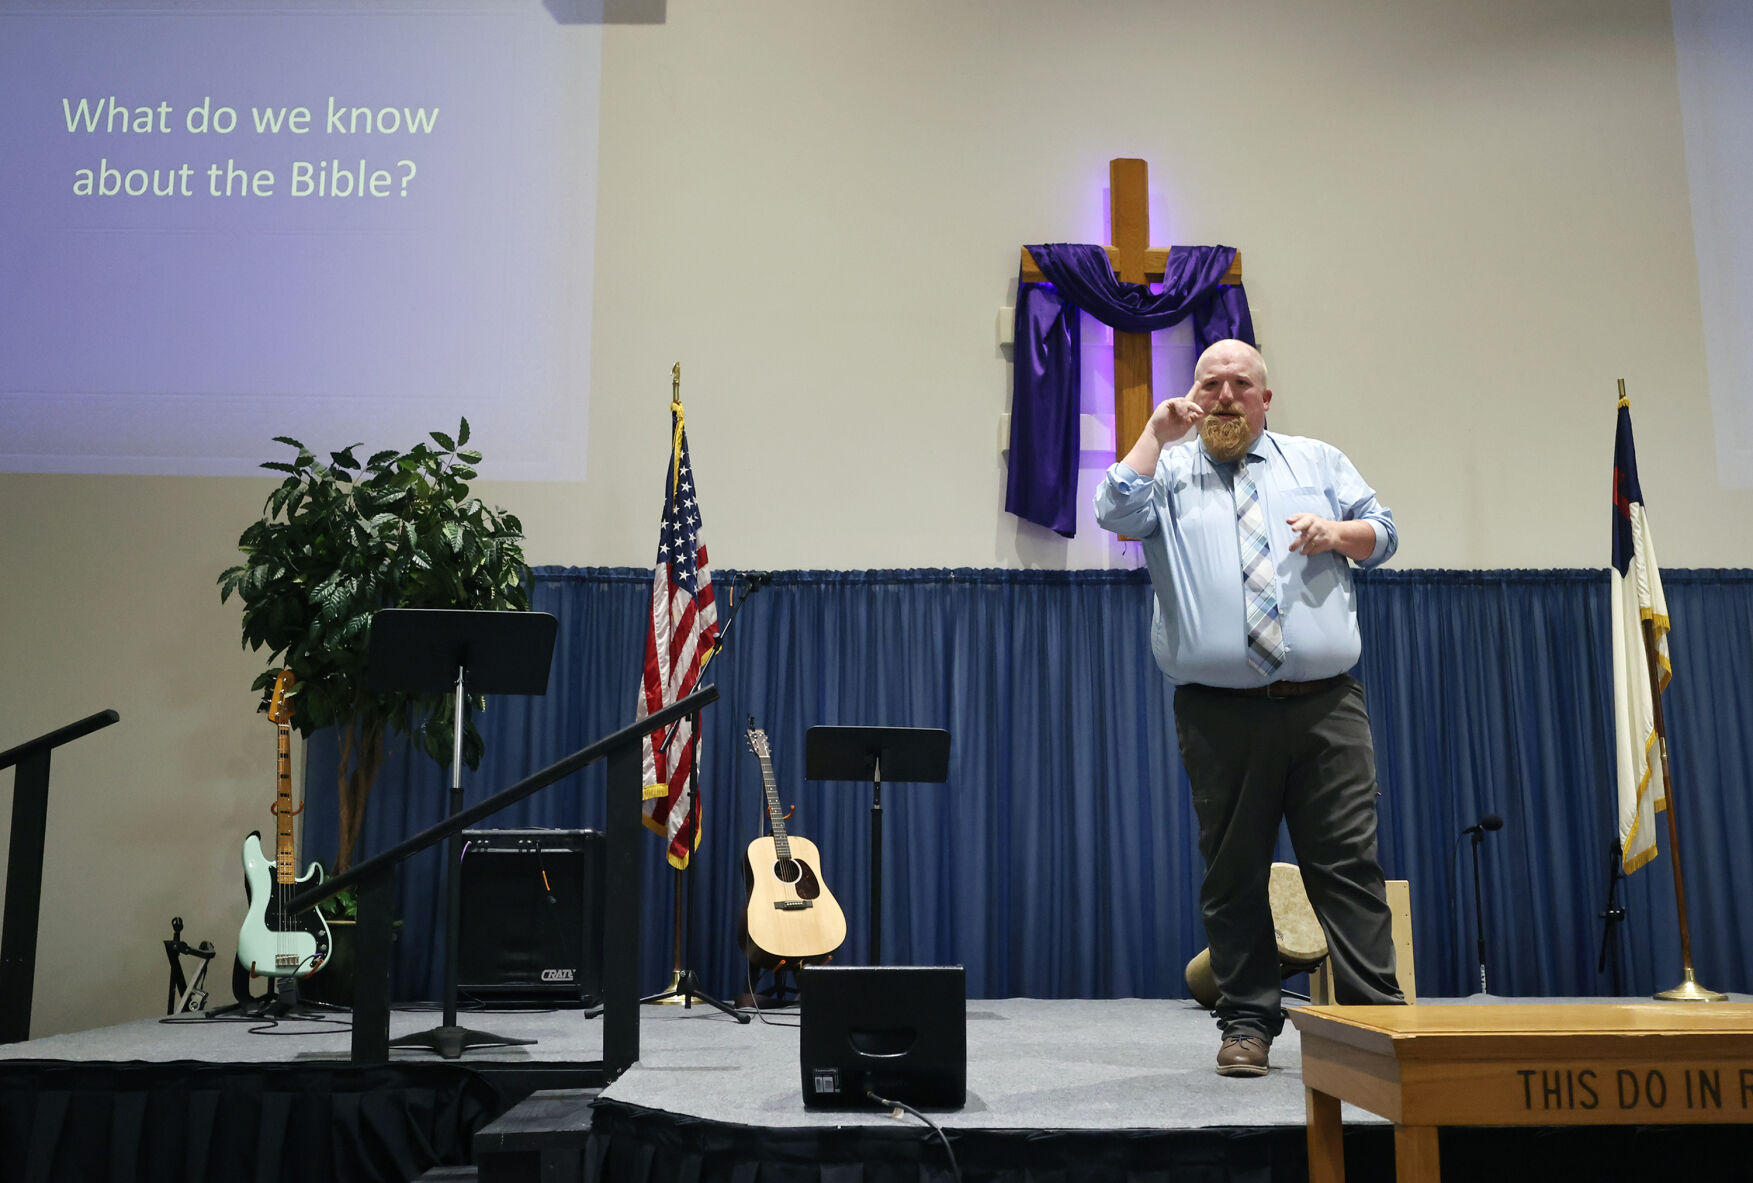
[1094,430,1396,689]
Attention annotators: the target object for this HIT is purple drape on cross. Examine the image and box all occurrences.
[1006,243,1254,537]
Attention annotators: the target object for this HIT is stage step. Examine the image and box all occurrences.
[470,1087,601,1183]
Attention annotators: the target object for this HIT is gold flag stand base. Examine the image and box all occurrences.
[646,968,688,1006]
[1655,968,1728,1002]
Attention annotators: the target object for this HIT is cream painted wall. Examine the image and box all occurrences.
[2,0,1746,1038]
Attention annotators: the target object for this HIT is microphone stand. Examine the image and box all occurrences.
[654,572,768,760]
[1470,827,1489,995]
[1597,840,1627,996]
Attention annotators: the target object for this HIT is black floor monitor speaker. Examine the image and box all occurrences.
[458,829,603,1005]
[798,965,966,1109]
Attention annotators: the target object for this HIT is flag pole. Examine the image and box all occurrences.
[1643,617,1724,1002]
[650,361,691,1006]
[1619,378,1725,1003]
[636,363,744,1019]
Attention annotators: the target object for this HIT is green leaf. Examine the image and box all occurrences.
[222,423,531,871]
[320,886,358,921]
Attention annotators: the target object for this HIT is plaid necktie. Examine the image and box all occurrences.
[1233,459,1286,677]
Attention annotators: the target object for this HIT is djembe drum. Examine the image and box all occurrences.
[1184,862,1328,1009]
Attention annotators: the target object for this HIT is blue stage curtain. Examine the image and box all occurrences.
[304,567,1753,1003]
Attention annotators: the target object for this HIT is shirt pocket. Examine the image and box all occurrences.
[1273,485,1350,601]
[1171,468,1238,534]
[1274,486,1337,538]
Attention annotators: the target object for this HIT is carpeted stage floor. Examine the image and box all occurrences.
[2,995,1375,1127]
[6,995,1753,1182]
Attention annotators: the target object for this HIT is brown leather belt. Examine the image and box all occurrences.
[1187,674,1349,700]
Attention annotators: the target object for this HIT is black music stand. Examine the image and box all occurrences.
[804,726,950,966]
[365,607,558,1059]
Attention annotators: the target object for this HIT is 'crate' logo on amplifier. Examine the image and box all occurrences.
[540,968,576,982]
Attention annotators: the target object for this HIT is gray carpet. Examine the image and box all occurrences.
[21,994,1731,1131]
[0,996,1385,1130]
[0,1002,601,1065]
[606,996,1384,1130]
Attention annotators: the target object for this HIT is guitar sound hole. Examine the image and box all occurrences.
[774,859,802,884]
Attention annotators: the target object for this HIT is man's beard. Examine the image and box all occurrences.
[1201,413,1253,462]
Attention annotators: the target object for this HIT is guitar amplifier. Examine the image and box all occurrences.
[798,965,966,1109]
[458,828,603,1005]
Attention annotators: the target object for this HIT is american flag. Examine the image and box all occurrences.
[638,403,719,869]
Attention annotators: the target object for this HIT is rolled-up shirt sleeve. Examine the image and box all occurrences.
[1094,461,1161,538]
[1331,450,1396,568]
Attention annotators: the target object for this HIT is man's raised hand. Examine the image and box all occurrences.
[1120,396,1205,477]
[1148,396,1205,445]
[1155,396,1204,430]
[1287,513,1341,555]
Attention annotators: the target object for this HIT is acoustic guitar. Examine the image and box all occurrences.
[740,726,846,967]
[235,670,331,979]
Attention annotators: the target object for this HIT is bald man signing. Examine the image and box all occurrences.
[1095,340,1404,1078]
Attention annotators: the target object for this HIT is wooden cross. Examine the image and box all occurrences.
[1020,157,1243,463]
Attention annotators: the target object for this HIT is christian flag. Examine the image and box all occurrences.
[1610,395,1670,875]
[637,401,719,869]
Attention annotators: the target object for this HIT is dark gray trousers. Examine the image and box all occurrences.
[1173,676,1402,1040]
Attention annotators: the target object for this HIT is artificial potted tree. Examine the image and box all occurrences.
[219,420,530,996]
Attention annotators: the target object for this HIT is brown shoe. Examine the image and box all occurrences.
[1216,1033,1270,1077]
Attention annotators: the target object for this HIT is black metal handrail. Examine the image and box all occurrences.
[300,685,719,1071]
[0,709,119,771]
[1,709,121,1044]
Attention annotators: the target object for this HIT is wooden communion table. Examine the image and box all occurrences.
[1289,1002,1753,1182]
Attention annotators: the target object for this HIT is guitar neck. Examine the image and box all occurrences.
[758,753,791,860]
[274,723,296,885]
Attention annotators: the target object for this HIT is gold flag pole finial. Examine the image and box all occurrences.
[668,364,686,492]
[1618,377,1628,407]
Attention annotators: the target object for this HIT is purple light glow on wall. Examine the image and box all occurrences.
[1060,168,1198,550]
[1072,174,1198,437]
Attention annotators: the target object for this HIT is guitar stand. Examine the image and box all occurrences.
[163,916,216,1015]
[737,957,821,1010]
[200,950,268,1019]
[208,959,346,1020]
